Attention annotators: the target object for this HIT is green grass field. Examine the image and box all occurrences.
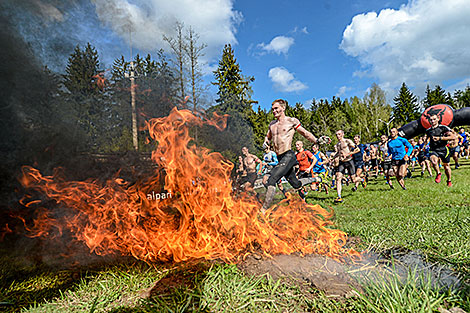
[1,160,469,312]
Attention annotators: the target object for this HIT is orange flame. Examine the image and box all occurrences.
[18,108,358,263]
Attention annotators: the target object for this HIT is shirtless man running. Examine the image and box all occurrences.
[261,99,327,212]
[239,147,261,192]
[331,130,359,203]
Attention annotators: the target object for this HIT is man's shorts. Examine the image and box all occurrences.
[429,147,451,164]
[391,159,406,167]
[370,158,378,168]
[382,160,392,172]
[354,160,364,171]
[449,146,460,155]
[240,172,257,186]
[336,159,355,176]
[298,170,312,178]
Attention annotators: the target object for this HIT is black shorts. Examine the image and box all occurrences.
[391,159,406,167]
[382,160,392,172]
[298,170,312,178]
[240,172,257,186]
[336,159,355,176]
[354,159,364,170]
[429,147,451,164]
[371,158,378,167]
[266,150,301,189]
[417,152,428,163]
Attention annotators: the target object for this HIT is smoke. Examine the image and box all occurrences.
[90,0,242,61]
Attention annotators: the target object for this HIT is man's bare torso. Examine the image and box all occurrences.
[243,154,258,173]
[335,139,355,162]
[268,117,298,155]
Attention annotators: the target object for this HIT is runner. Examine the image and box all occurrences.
[379,134,394,189]
[425,114,456,187]
[331,130,359,203]
[311,143,330,194]
[417,136,433,177]
[295,141,317,193]
[388,127,413,190]
[261,99,328,212]
[409,138,419,172]
[351,134,367,192]
[239,147,261,192]
[369,143,379,178]
[458,128,469,159]
[261,145,287,197]
[448,129,462,169]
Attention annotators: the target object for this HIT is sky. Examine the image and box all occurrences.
[3,0,470,111]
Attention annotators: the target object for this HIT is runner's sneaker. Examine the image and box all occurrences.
[334,197,343,203]
[447,180,452,187]
[298,189,306,200]
[435,173,442,183]
[351,186,357,192]
[361,179,367,188]
[455,164,460,169]
[389,183,394,189]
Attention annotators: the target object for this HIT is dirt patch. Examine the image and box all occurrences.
[238,253,362,298]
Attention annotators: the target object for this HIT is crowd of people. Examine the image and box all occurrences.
[234,99,469,210]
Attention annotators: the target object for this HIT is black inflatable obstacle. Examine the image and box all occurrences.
[398,104,470,139]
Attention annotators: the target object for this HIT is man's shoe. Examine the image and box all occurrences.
[334,197,343,203]
[435,173,442,183]
[298,189,306,200]
[361,179,367,188]
[389,183,394,189]
[455,164,460,169]
[352,186,357,192]
[447,180,452,187]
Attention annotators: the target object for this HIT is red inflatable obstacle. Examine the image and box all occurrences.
[420,104,454,129]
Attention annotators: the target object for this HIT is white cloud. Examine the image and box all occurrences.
[258,36,295,55]
[336,86,351,97]
[91,0,241,60]
[269,67,308,92]
[340,0,470,94]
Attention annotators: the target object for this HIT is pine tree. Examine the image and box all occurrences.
[393,82,420,125]
[423,85,452,108]
[212,44,255,112]
[454,85,470,109]
[63,43,102,96]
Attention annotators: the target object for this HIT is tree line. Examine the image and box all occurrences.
[6,24,470,171]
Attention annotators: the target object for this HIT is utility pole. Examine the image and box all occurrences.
[130,60,138,150]
[125,29,138,151]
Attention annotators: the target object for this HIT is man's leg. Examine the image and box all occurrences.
[335,172,343,201]
[397,163,406,189]
[429,154,441,183]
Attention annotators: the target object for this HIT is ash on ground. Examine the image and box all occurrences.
[237,248,463,298]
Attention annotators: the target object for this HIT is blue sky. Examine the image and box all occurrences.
[5,0,470,111]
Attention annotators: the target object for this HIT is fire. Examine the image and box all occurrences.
[17,108,357,263]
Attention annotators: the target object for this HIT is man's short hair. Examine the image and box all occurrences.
[354,134,360,139]
[272,99,287,109]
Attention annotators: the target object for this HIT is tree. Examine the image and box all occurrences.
[184,26,207,112]
[110,51,177,152]
[62,43,108,152]
[164,22,187,106]
[212,44,255,112]
[364,83,392,137]
[453,85,470,109]
[392,82,420,125]
[423,85,453,108]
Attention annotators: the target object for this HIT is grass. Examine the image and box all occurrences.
[1,160,469,312]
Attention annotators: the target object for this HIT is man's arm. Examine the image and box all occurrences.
[292,118,318,143]
[263,122,274,148]
[403,138,413,157]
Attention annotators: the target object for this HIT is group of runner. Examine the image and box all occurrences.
[235,99,469,211]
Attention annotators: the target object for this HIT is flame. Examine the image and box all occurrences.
[17,108,358,263]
